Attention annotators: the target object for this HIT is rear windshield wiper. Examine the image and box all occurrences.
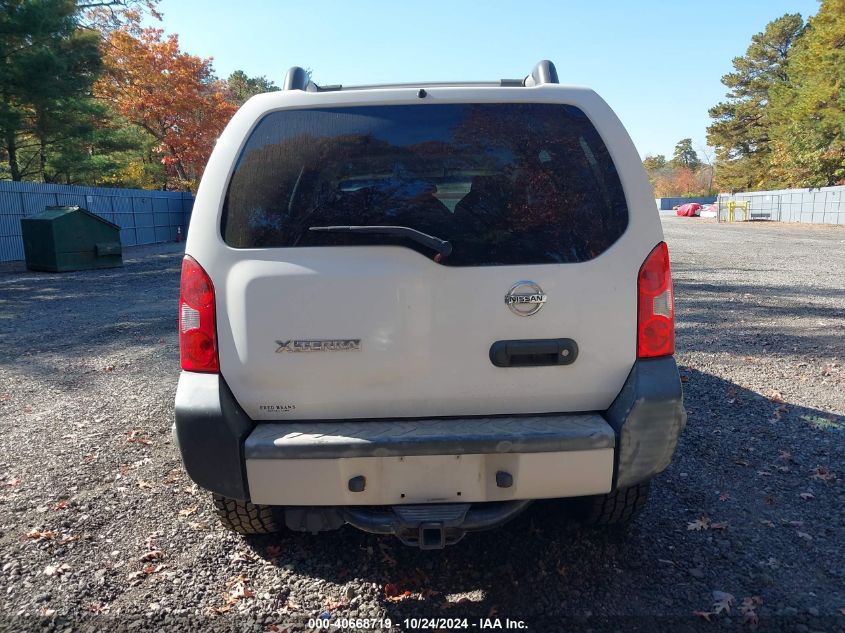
[308,225,453,259]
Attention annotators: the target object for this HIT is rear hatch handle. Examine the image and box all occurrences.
[309,225,453,259]
[489,338,579,367]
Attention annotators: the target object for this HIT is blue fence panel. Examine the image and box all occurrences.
[0,181,194,262]
[22,193,59,215]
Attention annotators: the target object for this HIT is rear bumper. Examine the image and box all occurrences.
[246,415,615,505]
[174,357,685,504]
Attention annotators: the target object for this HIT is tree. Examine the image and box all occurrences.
[642,154,667,172]
[671,138,701,171]
[0,0,102,181]
[77,0,160,32]
[226,70,279,105]
[95,27,237,188]
[706,14,805,191]
[768,0,845,186]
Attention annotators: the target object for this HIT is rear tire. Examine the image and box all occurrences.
[575,481,651,526]
[212,493,281,535]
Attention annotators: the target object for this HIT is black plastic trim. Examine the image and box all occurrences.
[604,357,687,489]
[174,374,254,501]
[283,66,309,91]
[524,60,559,86]
[489,338,578,367]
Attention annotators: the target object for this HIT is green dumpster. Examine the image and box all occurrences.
[20,206,123,272]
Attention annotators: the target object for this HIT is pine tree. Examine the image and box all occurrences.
[706,14,804,191]
[0,0,102,181]
[671,139,701,170]
[768,0,845,186]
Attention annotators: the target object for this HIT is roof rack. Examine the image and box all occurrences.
[282,60,559,92]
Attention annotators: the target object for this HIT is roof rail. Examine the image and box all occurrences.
[283,60,559,92]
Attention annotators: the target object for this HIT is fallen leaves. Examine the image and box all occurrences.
[225,575,254,601]
[712,590,735,615]
[137,480,154,490]
[126,429,152,445]
[26,529,57,541]
[687,516,728,531]
[796,531,813,541]
[177,506,197,517]
[162,469,182,485]
[687,517,709,531]
[141,550,163,562]
[54,500,68,511]
[1,476,22,488]
[718,492,731,502]
[230,550,257,565]
[811,466,837,483]
[208,575,256,615]
[799,492,815,501]
[739,596,763,625]
[768,389,786,403]
[384,583,412,602]
[770,404,788,423]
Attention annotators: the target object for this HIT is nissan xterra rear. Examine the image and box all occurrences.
[174,60,686,549]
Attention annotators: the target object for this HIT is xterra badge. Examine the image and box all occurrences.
[275,339,361,353]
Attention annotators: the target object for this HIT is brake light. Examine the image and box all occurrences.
[179,256,219,372]
[637,241,675,358]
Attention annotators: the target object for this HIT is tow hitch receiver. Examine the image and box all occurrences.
[340,501,531,549]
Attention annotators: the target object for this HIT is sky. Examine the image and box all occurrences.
[149,0,821,160]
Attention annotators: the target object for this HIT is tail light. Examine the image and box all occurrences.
[637,242,675,358]
[179,256,219,372]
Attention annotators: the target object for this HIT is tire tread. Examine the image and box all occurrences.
[212,494,280,534]
[579,481,650,526]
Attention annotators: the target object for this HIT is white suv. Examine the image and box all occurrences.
[174,61,686,549]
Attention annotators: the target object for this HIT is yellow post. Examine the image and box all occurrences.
[727,201,749,222]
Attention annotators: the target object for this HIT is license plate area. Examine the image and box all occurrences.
[382,454,482,503]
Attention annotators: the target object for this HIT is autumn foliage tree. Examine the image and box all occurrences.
[95,27,236,187]
[643,142,715,198]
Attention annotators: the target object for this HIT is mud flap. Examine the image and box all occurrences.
[604,357,687,489]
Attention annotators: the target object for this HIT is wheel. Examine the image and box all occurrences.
[211,493,281,535]
[574,481,651,526]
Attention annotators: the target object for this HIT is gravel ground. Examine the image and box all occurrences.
[0,219,843,632]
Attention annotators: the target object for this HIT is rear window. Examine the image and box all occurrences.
[221,103,628,266]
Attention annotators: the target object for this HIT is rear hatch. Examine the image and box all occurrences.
[213,100,644,420]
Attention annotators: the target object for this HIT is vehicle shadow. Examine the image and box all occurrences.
[243,368,843,627]
[672,273,845,356]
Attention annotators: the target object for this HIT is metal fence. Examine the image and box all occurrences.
[717,186,845,224]
[0,181,193,262]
